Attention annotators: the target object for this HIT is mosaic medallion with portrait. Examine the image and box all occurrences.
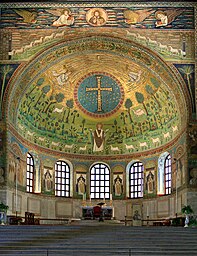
[86,8,108,26]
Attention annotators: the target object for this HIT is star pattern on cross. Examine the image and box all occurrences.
[86,76,113,112]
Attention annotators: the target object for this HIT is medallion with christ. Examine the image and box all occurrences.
[75,72,124,118]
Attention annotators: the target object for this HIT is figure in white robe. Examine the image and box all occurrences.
[92,123,106,152]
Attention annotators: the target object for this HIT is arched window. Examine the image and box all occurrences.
[90,163,110,199]
[157,152,169,195]
[164,154,172,195]
[129,162,144,198]
[26,152,34,193]
[55,161,70,197]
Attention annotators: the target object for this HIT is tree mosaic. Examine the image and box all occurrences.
[17,72,180,155]
[3,34,184,157]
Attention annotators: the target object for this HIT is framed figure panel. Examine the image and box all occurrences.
[43,167,53,194]
[144,169,156,196]
[76,173,86,195]
[113,174,123,197]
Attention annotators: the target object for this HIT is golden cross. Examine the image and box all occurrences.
[86,76,113,112]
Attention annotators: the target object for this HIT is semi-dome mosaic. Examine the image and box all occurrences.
[7,35,184,156]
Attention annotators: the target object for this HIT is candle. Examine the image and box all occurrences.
[147,205,149,216]
[110,193,112,201]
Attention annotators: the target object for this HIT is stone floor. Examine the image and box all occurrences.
[0,220,197,255]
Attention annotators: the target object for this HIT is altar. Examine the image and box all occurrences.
[82,206,113,220]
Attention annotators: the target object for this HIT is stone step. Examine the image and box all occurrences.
[1,245,194,250]
[1,243,197,251]
[0,248,197,256]
[1,226,196,233]
[1,238,196,242]
[0,225,196,256]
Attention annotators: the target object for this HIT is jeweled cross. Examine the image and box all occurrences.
[86,76,113,112]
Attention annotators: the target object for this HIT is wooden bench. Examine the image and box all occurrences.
[8,216,23,225]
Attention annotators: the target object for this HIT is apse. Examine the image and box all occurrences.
[7,35,185,157]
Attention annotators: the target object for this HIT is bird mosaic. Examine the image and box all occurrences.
[13,9,37,23]
[0,7,192,30]
[123,9,155,24]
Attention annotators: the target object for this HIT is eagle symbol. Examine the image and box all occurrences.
[13,9,37,23]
